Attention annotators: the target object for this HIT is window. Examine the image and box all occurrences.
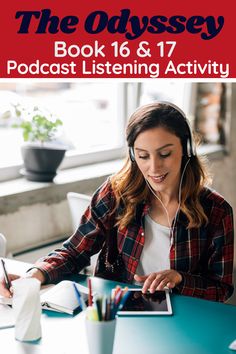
[139,81,191,113]
[139,81,231,153]
[0,82,126,181]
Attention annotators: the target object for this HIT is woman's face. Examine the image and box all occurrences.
[133,126,183,197]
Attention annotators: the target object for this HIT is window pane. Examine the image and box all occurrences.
[140,81,187,110]
[0,82,124,169]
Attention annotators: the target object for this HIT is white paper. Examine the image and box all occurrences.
[0,283,55,307]
[12,277,42,341]
[0,295,12,306]
[0,304,15,329]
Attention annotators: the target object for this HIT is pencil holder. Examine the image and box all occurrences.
[85,318,117,354]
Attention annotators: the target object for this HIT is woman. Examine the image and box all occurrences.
[0,102,234,302]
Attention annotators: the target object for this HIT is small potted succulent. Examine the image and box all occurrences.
[13,106,66,182]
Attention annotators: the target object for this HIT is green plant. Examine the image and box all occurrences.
[13,107,62,145]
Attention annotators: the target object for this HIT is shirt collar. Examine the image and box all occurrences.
[139,200,189,227]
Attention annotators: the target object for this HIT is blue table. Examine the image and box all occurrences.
[0,260,236,354]
[81,275,236,354]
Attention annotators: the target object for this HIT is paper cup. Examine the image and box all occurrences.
[85,318,116,354]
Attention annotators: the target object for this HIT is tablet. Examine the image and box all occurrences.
[118,288,172,315]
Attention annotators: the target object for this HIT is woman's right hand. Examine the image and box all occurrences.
[0,268,46,298]
[0,273,20,298]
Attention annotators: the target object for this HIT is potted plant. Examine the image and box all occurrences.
[13,106,66,182]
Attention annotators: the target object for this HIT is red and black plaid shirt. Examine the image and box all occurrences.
[35,178,234,302]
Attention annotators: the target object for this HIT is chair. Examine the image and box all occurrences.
[67,192,92,232]
[67,192,98,274]
[0,233,7,257]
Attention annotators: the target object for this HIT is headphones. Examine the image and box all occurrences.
[129,101,196,162]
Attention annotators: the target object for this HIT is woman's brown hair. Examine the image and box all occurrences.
[111,102,212,229]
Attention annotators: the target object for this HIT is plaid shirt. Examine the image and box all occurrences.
[35,178,234,302]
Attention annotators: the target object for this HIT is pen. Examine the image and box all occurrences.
[73,282,87,311]
[114,289,123,305]
[118,290,131,311]
[87,277,93,307]
[95,297,103,321]
[0,259,11,291]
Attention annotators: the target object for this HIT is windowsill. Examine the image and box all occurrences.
[0,159,124,214]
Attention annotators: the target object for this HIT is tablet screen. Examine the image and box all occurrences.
[118,289,172,315]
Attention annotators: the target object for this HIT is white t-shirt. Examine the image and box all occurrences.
[136,214,171,276]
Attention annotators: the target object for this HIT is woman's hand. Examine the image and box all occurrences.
[0,268,46,298]
[0,274,20,297]
[134,269,182,293]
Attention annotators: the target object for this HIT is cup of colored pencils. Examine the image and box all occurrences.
[85,280,130,354]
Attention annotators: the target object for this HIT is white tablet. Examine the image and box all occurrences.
[118,288,172,315]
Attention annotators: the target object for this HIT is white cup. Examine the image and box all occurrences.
[85,318,116,354]
[12,278,42,342]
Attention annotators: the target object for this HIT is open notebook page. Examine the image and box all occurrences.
[0,304,15,329]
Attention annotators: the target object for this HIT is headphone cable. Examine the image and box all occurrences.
[145,158,190,245]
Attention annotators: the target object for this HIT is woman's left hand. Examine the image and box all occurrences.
[134,270,182,293]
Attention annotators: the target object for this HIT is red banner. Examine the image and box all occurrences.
[0,0,235,78]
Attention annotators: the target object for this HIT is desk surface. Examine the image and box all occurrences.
[0,259,236,354]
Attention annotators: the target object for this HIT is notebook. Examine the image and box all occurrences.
[40,280,89,314]
[0,280,90,316]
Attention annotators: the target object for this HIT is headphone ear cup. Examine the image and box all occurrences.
[184,119,196,156]
[129,147,135,162]
[186,138,192,157]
